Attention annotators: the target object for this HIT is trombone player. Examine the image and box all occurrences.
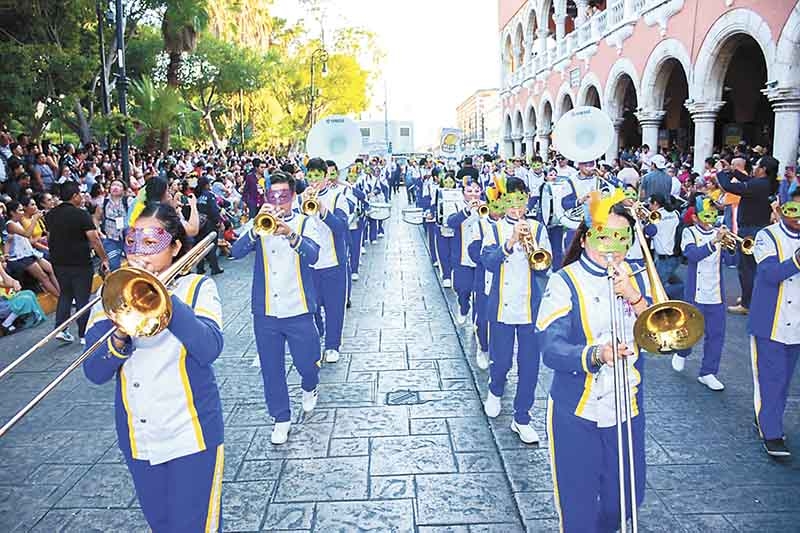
[536,191,651,533]
[230,170,323,446]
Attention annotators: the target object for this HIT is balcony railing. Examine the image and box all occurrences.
[502,0,679,90]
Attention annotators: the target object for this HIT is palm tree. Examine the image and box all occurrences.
[129,76,195,151]
[161,0,209,87]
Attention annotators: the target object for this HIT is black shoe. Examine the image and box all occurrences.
[346,300,352,309]
[210,268,224,276]
[763,438,791,457]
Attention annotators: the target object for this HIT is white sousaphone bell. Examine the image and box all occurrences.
[551,105,615,163]
[306,115,363,170]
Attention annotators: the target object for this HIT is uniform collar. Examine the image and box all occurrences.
[696,225,714,235]
[779,220,800,239]
[579,252,608,277]
[503,214,518,225]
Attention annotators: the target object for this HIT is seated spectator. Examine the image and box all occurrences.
[4,200,60,297]
[0,259,45,335]
[20,196,49,259]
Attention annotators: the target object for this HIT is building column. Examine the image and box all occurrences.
[636,110,666,152]
[513,135,524,157]
[624,0,636,19]
[524,132,536,160]
[503,137,514,158]
[606,119,625,163]
[576,0,590,25]
[685,101,726,173]
[554,13,566,40]
[537,132,551,161]
[764,87,800,174]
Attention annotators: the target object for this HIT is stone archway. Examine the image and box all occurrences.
[604,59,641,158]
[514,110,525,156]
[503,113,514,157]
[555,83,575,122]
[539,96,554,160]
[771,1,800,171]
[526,103,538,156]
[577,72,603,108]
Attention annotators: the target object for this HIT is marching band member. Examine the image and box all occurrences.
[419,164,439,265]
[749,189,800,457]
[304,157,351,364]
[365,166,386,244]
[435,171,457,288]
[231,170,322,445]
[648,193,684,299]
[526,157,546,216]
[481,179,551,444]
[446,178,482,324]
[536,191,651,532]
[83,203,225,532]
[623,187,657,269]
[467,198,502,370]
[336,160,367,283]
[671,197,726,391]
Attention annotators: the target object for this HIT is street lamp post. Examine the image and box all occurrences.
[309,48,329,128]
[114,0,130,184]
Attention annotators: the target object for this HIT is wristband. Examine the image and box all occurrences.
[591,345,603,368]
[629,293,644,306]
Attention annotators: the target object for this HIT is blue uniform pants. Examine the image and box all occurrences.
[424,221,438,263]
[453,265,475,315]
[126,444,224,533]
[655,255,684,300]
[548,227,565,270]
[474,289,489,352]
[547,400,645,533]
[488,321,540,424]
[436,233,454,282]
[254,313,321,423]
[349,223,364,275]
[677,302,725,376]
[102,238,125,271]
[368,218,384,242]
[313,265,348,351]
[751,336,800,440]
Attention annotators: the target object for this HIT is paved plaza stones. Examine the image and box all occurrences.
[0,200,798,532]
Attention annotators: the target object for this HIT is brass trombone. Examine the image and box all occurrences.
[519,223,552,271]
[631,202,661,225]
[605,219,704,532]
[0,233,217,438]
[718,226,754,255]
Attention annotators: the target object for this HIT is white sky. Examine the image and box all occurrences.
[272,0,500,149]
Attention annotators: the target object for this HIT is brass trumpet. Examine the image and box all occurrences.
[477,204,490,217]
[253,212,279,236]
[302,190,320,216]
[520,224,552,271]
[718,226,754,255]
[632,202,661,225]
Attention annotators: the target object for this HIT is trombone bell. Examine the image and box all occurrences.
[633,301,705,353]
[102,267,172,337]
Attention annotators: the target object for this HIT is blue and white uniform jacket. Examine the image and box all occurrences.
[536,254,652,426]
[681,225,723,304]
[469,218,497,295]
[231,212,321,318]
[311,187,350,269]
[447,203,479,268]
[749,221,800,344]
[561,173,596,211]
[83,274,224,464]
[480,216,552,324]
[418,178,438,219]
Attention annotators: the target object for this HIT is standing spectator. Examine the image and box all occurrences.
[195,176,223,275]
[46,182,109,344]
[717,156,778,315]
[34,152,56,191]
[242,158,266,219]
[99,180,129,271]
[640,154,672,200]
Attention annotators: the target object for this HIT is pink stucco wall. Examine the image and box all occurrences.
[499,0,797,118]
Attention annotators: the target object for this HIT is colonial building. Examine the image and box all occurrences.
[357,120,415,155]
[498,0,800,172]
[456,89,502,153]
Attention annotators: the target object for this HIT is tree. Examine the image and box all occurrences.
[161,0,209,87]
[128,76,196,152]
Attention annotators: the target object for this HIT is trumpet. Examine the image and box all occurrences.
[631,202,661,225]
[718,226,754,255]
[253,212,280,236]
[302,190,320,215]
[477,204,490,217]
[519,224,552,271]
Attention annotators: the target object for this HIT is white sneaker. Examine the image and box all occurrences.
[271,421,291,445]
[698,374,725,391]
[484,391,501,418]
[302,387,319,412]
[371,240,378,244]
[454,311,467,326]
[432,261,439,267]
[325,349,340,363]
[378,233,385,239]
[671,354,685,372]
[511,420,540,444]
[79,337,86,346]
[55,331,75,343]
[442,279,452,288]
[351,272,360,282]
[476,350,490,370]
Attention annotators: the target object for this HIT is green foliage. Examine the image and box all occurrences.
[93,112,140,141]
[126,26,164,82]
[129,76,198,150]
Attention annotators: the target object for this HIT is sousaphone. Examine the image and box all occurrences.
[306,115,363,170]
[551,106,615,163]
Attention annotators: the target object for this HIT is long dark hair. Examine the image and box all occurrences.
[134,203,190,259]
[562,203,636,268]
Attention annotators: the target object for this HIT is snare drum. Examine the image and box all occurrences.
[367,202,391,221]
[402,207,424,225]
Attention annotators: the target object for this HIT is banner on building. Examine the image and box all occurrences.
[440,128,463,154]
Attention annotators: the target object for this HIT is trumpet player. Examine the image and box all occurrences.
[671,198,727,391]
[480,179,551,444]
[305,157,351,364]
[230,170,322,445]
[446,179,484,325]
[536,194,651,533]
[749,191,800,457]
[83,204,226,532]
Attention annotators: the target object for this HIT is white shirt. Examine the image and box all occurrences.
[681,226,722,304]
[651,208,680,256]
[754,223,800,344]
[311,188,350,269]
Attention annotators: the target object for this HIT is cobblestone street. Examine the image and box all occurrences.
[0,199,799,532]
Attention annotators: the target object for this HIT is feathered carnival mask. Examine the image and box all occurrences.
[583,188,632,254]
[694,196,719,224]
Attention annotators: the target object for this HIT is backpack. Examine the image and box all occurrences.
[673,218,688,257]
